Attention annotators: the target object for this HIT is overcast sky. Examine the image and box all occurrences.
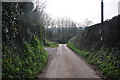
[45,0,119,24]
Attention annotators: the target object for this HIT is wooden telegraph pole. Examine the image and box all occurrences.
[101,0,104,42]
[101,0,104,23]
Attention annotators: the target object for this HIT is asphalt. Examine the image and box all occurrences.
[42,44,102,79]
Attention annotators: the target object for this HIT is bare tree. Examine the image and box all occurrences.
[82,18,93,27]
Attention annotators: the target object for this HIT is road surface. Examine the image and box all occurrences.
[43,44,101,78]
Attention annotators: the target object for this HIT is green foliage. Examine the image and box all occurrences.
[3,37,48,78]
[2,2,48,79]
[67,42,120,80]
[44,41,59,48]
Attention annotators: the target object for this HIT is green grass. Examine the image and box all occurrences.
[67,42,120,80]
[44,41,59,48]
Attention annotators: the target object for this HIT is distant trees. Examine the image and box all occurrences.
[45,18,84,43]
[82,18,93,27]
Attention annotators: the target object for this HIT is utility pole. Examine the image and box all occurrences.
[118,1,120,15]
[101,0,104,24]
[101,0,104,42]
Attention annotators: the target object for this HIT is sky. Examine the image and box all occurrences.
[44,0,119,24]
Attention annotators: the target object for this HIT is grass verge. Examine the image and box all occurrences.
[44,41,59,48]
[67,42,120,80]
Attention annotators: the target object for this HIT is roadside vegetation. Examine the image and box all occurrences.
[3,37,48,78]
[2,1,120,79]
[44,41,59,48]
[67,42,120,80]
[2,2,48,78]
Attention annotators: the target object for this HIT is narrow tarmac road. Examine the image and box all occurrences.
[43,44,101,78]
